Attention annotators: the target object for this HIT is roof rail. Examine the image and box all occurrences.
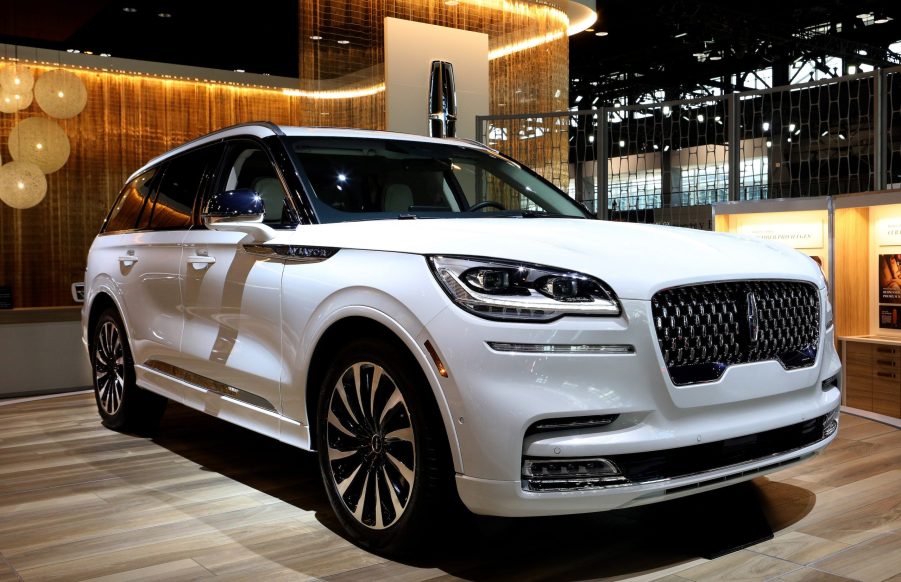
[218,120,285,136]
[126,121,286,183]
[173,121,284,151]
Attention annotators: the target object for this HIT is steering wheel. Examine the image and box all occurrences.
[467,200,506,212]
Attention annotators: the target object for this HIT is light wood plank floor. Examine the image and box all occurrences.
[0,393,898,581]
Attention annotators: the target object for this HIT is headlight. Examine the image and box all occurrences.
[428,256,621,322]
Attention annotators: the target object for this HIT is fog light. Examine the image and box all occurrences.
[522,457,626,491]
[823,406,840,438]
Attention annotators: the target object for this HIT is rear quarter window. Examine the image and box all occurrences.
[102,167,160,234]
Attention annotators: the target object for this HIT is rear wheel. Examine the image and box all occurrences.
[316,338,455,554]
[91,308,167,434]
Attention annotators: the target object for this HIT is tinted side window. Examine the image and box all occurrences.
[103,167,160,234]
[147,147,212,230]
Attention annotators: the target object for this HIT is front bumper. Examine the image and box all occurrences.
[420,291,841,516]
[455,431,834,517]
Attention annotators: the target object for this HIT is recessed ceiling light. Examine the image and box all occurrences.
[310,35,323,40]
[157,12,172,18]
[337,40,350,45]
[595,31,608,37]
[122,7,137,13]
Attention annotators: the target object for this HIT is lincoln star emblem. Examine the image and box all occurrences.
[747,291,759,343]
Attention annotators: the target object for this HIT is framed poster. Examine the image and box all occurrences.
[877,218,901,247]
[878,254,901,304]
[879,305,901,330]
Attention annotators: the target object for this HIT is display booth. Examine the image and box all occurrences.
[713,197,831,285]
[833,191,901,419]
[715,194,901,420]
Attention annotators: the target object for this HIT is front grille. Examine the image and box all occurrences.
[607,413,828,483]
[651,281,819,385]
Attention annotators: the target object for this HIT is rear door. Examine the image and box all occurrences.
[94,165,191,379]
[124,146,217,385]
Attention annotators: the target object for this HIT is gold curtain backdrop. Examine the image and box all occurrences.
[300,0,571,191]
[0,62,320,308]
[301,0,569,119]
[2,1,574,308]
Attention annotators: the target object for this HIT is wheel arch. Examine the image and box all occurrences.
[86,291,120,350]
[304,310,463,473]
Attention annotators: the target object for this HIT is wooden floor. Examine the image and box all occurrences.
[0,393,899,582]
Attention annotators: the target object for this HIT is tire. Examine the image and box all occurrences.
[90,308,167,434]
[316,337,456,555]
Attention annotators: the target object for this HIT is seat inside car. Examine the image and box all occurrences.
[252,176,286,223]
[383,183,414,212]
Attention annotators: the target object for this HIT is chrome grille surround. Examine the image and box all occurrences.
[651,280,820,385]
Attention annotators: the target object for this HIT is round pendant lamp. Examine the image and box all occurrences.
[0,88,33,113]
[34,69,87,119]
[8,117,71,174]
[0,161,48,209]
[0,64,35,93]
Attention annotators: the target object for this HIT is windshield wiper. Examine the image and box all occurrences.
[518,210,566,218]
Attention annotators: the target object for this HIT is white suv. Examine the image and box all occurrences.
[82,122,841,552]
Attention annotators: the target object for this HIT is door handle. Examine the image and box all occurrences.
[188,255,216,270]
[118,255,138,267]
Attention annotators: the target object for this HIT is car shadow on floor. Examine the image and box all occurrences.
[150,401,817,580]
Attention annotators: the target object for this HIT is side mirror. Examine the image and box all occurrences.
[202,188,275,242]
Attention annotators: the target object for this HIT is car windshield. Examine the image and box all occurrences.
[285,136,589,222]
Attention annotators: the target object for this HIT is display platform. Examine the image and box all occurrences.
[0,392,898,580]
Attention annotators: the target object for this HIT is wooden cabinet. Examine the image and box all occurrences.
[844,341,873,410]
[841,338,901,418]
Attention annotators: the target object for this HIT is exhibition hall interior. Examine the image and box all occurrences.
[1,0,900,580]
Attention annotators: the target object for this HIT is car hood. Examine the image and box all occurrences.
[276,218,825,300]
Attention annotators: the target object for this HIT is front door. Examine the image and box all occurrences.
[176,140,293,414]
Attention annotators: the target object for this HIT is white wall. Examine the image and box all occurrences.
[384,17,489,140]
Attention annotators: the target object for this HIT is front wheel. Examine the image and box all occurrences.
[91,308,167,434]
[316,338,456,554]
